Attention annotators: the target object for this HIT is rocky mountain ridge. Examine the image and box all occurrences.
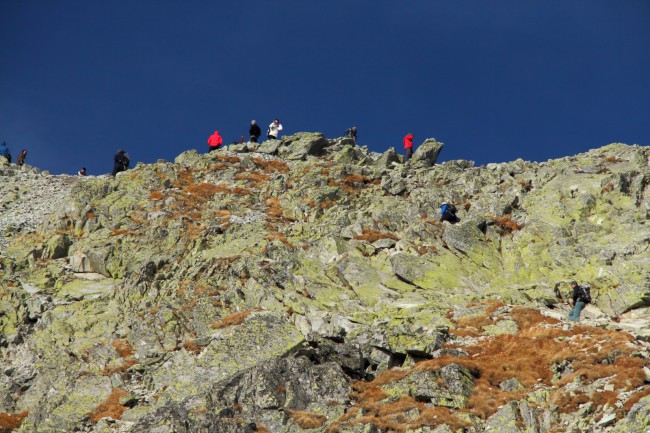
[0,134,649,432]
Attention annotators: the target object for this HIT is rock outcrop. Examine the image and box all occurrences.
[0,135,649,432]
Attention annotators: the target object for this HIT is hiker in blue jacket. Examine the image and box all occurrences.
[0,142,11,163]
[440,201,460,224]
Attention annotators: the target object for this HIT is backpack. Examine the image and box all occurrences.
[579,284,592,303]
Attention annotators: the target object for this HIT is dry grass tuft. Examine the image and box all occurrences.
[215,154,241,164]
[184,182,221,200]
[266,232,295,248]
[491,214,522,235]
[148,191,165,200]
[602,155,618,163]
[287,409,328,429]
[181,341,203,355]
[112,339,134,358]
[211,309,259,329]
[88,388,128,422]
[353,228,400,243]
[252,157,289,173]
[0,410,29,431]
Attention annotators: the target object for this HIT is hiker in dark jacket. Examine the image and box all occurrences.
[249,120,261,143]
[568,281,590,321]
[0,142,11,163]
[111,150,130,176]
[440,201,460,224]
[346,126,357,143]
[17,149,27,167]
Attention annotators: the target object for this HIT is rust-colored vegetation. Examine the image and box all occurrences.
[266,231,295,248]
[353,228,400,243]
[252,157,290,173]
[211,309,259,329]
[112,339,135,358]
[88,388,128,422]
[491,214,522,235]
[286,410,328,429]
[0,410,28,432]
[327,302,648,432]
[181,341,203,355]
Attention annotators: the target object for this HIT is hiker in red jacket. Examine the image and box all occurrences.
[403,133,414,162]
[207,130,223,153]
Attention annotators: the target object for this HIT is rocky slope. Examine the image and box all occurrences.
[0,135,649,433]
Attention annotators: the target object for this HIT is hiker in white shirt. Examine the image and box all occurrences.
[267,119,283,140]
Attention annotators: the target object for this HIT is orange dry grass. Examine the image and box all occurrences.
[252,157,289,173]
[330,303,648,431]
[287,410,328,429]
[184,182,221,200]
[88,388,128,422]
[181,341,203,355]
[266,232,295,248]
[112,339,134,358]
[234,171,270,185]
[353,228,400,243]
[148,191,165,200]
[0,410,28,432]
[491,215,521,235]
[215,154,241,164]
[211,309,258,329]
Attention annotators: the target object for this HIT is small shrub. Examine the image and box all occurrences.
[252,157,289,173]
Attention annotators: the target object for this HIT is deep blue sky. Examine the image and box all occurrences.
[1,1,649,175]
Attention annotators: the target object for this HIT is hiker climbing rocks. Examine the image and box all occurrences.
[346,126,357,143]
[249,120,261,143]
[111,149,130,176]
[440,201,460,224]
[17,149,27,167]
[0,142,11,163]
[568,281,591,321]
[267,119,283,140]
[78,167,87,176]
[403,133,414,161]
[207,130,223,152]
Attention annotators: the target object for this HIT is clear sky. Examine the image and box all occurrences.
[1,1,649,175]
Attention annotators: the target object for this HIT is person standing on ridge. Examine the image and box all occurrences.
[207,130,223,152]
[111,149,130,176]
[78,167,87,176]
[0,142,11,163]
[346,126,357,144]
[17,149,27,167]
[249,120,261,143]
[568,281,591,321]
[403,133,414,162]
[267,119,283,140]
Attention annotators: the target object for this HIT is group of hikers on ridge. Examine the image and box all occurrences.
[1,142,27,167]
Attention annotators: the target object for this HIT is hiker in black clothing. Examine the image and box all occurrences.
[249,120,261,143]
[111,149,130,176]
[568,281,591,321]
[345,126,357,144]
[440,201,460,224]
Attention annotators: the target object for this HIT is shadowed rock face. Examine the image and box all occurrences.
[0,135,649,432]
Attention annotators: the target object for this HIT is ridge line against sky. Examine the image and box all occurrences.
[1,0,649,174]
